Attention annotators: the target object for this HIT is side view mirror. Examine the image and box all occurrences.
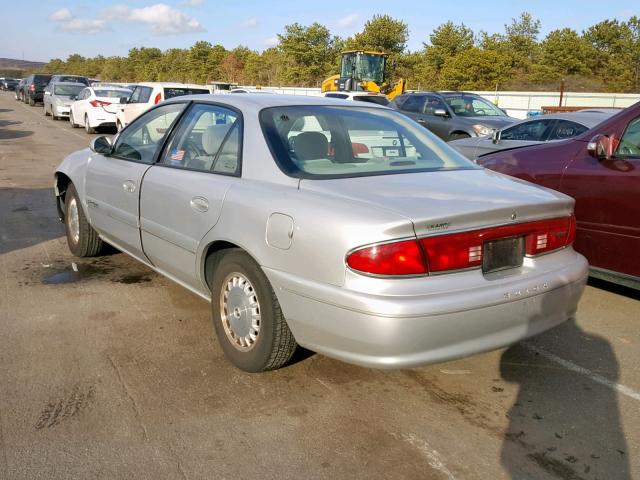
[90,136,112,155]
[587,134,612,160]
[119,97,128,104]
[492,129,501,144]
[433,108,448,117]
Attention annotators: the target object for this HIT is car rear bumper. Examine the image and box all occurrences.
[265,250,588,369]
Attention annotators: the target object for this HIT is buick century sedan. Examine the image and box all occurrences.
[54,94,588,372]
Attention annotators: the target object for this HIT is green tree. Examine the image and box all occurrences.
[347,14,408,55]
[278,22,342,86]
[424,21,474,71]
[539,28,591,77]
[504,12,541,71]
[439,47,512,90]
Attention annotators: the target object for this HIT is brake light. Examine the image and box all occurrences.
[29,84,35,92]
[352,142,370,156]
[346,216,575,276]
[347,239,427,276]
[90,100,111,107]
[154,93,162,104]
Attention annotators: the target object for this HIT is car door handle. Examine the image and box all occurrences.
[122,180,136,193]
[190,196,209,213]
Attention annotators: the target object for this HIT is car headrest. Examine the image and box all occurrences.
[202,124,231,155]
[293,131,328,161]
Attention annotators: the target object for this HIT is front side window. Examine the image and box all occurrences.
[445,95,505,117]
[261,106,477,179]
[501,119,554,141]
[160,103,241,174]
[400,95,427,114]
[112,102,186,163]
[423,95,447,116]
[615,116,640,158]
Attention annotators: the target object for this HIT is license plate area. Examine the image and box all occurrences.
[482,236,524,273]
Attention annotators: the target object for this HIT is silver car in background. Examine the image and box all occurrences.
[450,110,617,160]
[43,82,86,120]
[54,94,588,372]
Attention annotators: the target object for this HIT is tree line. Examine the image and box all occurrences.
[41,13,640,92]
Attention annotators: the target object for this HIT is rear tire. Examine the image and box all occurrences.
[211,250,297,372]
[85,115,96,134]
[64,183,103,257]
[29,96,35,106]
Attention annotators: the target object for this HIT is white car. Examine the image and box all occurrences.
[323,91,389,106]
[70,86,132,134]
[115,82,212,131]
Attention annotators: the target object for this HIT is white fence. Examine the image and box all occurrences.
[233,85,640,119]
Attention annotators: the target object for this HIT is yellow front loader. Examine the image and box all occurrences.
[321,50,406,101]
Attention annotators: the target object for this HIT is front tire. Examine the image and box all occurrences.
[211,250,297,372]
[69,111,78,128]
[449,132,471,141]
[64,183,103,257]
[85,115,96,134]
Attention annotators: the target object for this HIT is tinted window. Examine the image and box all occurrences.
[261,106,476,179]
[400,95,426,113]
[354,95,389,106]
[160,103,241,175]
[615,116,640,158]
[112,103,186,163]
[138,87,153,103]
[501,119,554,141]
[547,120,588,140]
[325,93,349,99]
[33,75,52,85]
[54,84,84,96]
[54,76,89,85]
[445,95,505,117]
[163,88,210,99]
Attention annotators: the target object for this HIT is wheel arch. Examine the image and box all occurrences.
[201,240,262,292]
[54,172,73,221]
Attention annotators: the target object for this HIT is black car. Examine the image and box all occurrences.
[22,74,53,106]
[389,91,517,141]
[2,78,19,91]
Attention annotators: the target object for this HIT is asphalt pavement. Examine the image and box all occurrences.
[0,90,638,480]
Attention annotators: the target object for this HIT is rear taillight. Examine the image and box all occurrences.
[346,215,576,276]
[154,93,162,104]
[90,100,111,107]
[28,84,35,92]
[347,239,427,276]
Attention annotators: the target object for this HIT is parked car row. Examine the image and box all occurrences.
[0,77,20,91]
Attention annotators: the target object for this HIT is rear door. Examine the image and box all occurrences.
[559,115,640,277]
[84,102,187,259]
[140,103,241,288]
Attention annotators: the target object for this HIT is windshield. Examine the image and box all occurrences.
[340,53,385,83]
[444,95,505,117]
[260,106,477,179]
[95,89,132,99]
[54,84,84,96]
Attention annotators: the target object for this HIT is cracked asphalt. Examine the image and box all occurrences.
[0,91,639,480]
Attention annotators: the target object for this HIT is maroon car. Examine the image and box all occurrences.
[477,102,640,289]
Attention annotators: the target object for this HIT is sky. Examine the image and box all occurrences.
[0,0,637,62]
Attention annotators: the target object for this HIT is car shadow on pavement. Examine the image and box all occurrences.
[0,128,33,140]
[0,187,64,255]
[500,317,630,479]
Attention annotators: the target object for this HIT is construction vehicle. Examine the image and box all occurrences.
[321,50,406,101]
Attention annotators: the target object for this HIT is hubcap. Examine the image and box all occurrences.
[67,197,80,244]
[219,273,261,351]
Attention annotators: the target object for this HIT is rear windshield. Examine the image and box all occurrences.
[54,84,84,96]
[260,106,477,179]
[56,76,89,85]
[33,75,52,84]
[354,95,389,106]
[95,89,132,99]
[163,88,210,99]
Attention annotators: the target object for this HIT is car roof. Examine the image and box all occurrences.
[137,82,210,89]
[164,93,389,112]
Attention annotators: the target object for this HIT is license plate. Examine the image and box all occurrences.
[482,237,524,273]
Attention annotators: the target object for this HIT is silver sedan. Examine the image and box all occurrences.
[54,94,588,372]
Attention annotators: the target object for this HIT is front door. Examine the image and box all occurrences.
[85,102,187,259]
[140,103,241,290]
[120,85,154,127]
[560,115,640,277]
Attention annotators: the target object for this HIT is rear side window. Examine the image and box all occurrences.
[399,95,426,113]
[138,87,153,103]
[354,96,389,106]
[163,88,210,99]
[547,120,588,140]
[160,103,241,175]
[261,106,476,179]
